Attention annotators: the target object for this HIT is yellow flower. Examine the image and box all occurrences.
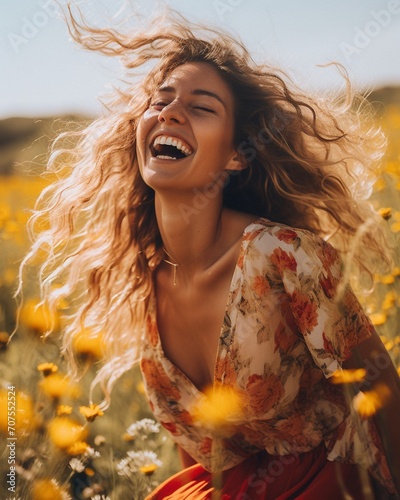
[0,331,10,350]
[353,384,391,418]
[20,299,61,334]
[56,405,73,416]
[369,312,387,326]
[48,417,87,449]
[390,221,400,233]
[4,220,19,235]
[2,269,16,285]
[373,177,386,192]
[67,441,90,455]
[37,362,58,376]
[392,267,400,277]
[39,373,80,399]
[0,390,36,436]
[122,432,135,442]
[32,479,64,500]
[79,403,104,422]
[192,385,243,429]
[73,328,105,359]
[140,464,158,476]
[136,380,146,394]
[0,203,11,225]
[379,274,395,285]
[378,207,392,220]
[382,291,397,311]
[384,340,394,351]
[331,368,366,385]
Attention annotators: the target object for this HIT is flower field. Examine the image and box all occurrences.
[0,147,180,497]
[0,101,400,499]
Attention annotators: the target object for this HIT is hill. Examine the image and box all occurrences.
[0,115,91,176]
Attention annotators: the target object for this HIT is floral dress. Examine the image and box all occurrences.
[140,218,395,496]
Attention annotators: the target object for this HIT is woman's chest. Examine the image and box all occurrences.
[154,269,234,392]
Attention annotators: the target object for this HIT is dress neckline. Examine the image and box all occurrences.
[147,217,268,395]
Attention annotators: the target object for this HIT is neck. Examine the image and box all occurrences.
[155,192,224,272]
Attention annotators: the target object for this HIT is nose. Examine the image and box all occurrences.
[157,101,186,124]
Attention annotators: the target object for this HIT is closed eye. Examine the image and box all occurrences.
[151,101,169,109]
[193,106,215,113]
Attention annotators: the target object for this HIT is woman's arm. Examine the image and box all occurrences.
[343,330,400,495]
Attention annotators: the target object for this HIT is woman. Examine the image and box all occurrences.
[22,9,400,499]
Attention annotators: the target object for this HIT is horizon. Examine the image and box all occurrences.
[1,0,400,119]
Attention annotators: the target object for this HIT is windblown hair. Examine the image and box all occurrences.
[20,7,390,405]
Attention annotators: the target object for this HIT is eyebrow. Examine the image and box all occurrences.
[157,85,227,108]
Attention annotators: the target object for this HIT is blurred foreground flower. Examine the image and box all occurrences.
[192,385,243,429]
[79,403,104,422]
[20,298,61,334]
[0,390,36,436]
[353,384,391,418]
[48,417,87,449]
[331,368,366,385]
[32,478,66,500]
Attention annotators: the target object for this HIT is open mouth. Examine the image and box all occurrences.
[150,135,193,160]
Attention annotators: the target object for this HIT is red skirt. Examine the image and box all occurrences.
[147,444,374,499]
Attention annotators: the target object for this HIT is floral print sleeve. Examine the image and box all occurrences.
[266,227,374,376]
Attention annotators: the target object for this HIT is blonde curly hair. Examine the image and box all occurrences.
[19,7,390,405]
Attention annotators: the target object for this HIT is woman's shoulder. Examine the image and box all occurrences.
[240,217,339,273]
[242,217,328,249]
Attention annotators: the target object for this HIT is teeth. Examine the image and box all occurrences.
[157,155,176,160]
[153,135,193,156]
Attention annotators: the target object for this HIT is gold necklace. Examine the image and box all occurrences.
[162,239,218,286]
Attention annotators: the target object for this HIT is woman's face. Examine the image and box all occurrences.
[136,62,242,194]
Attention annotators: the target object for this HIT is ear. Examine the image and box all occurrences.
[224,152,247,172]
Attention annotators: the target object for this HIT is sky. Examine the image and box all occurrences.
[1,0,400,118]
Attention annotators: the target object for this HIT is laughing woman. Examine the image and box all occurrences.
[22,9,400,500]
